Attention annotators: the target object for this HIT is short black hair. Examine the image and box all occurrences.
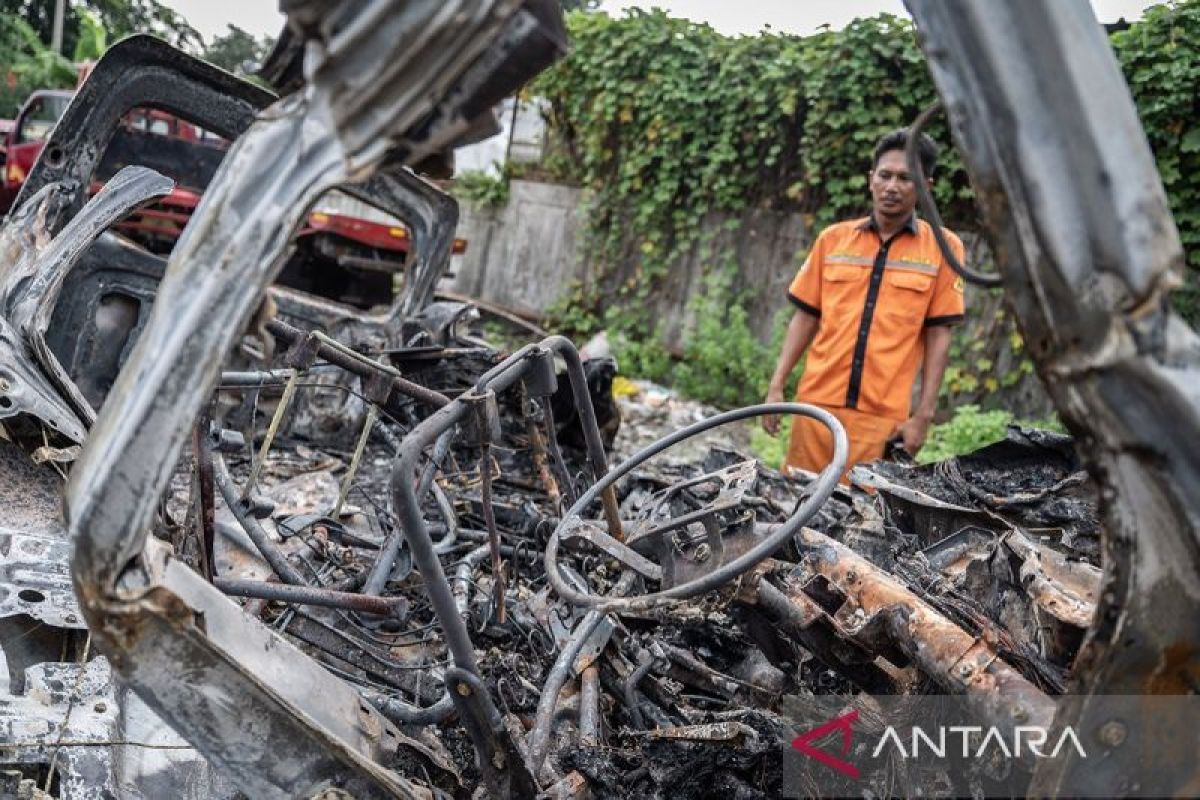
[872,128,939,176]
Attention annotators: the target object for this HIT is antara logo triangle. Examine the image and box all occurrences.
[791,709,861,779]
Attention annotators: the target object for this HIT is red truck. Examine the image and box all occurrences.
[0,88,465,310]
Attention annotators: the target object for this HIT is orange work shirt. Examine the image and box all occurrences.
[787,215,966,421]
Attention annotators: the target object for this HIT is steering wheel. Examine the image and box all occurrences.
[544,403,847,613]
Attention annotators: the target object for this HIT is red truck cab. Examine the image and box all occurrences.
[0,90,73,214]
[0,89,465,310]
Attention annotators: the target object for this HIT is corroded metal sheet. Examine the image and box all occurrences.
[0,439,79,628]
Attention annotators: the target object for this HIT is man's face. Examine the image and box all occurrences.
[868,149,920,221]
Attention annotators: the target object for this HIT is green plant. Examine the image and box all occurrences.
[610,326,673,384]
[0,0,202,60]
[453,168,511,209]
[749,415,792,470]
[73,8,107,62]
[671,270,777,408]
[918,405,1064,464]
[1111,1,1200,325]
[202,23,274,75]
[797,15,970,229]
[0,15,75,117]
[477,319,534,355]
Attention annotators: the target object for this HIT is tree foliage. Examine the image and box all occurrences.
[73,8,108,62]
[202,24,273,75]
[0,0,202,56]
[0,14,75,117]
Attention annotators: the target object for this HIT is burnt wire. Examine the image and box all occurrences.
[292,611,451,672]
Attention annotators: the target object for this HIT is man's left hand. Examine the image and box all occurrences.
[893,414,933,456]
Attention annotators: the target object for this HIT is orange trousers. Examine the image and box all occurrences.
[784,403,903,481]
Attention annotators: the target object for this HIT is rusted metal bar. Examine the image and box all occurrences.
[789,527,1056,738]
[543,339,624,542]
[378,336,615,676]
[213,454,307,587]
[541,399,576,506]
[482,342,622,540]
[193,413,216,582]
[446,666,538,799]
[453,545,490,618]
[267,318,450,410]
[218,369,295,387]
[529,571,637,774]
[214,578,408,618]
[364,429,456,597]
[452,542,537,618]
[578,666,600,746]
[623,651,654,731]
[524,392,562,509]
[332,404,378,519]
[558,521,662,582]
[362,688,454,727]
[754,579,898,694]
[242,369,299,500]
[477,439,506,625]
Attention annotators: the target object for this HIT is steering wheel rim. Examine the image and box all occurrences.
[544,403,848,612]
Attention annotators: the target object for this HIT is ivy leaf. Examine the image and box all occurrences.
[1181,127,1200,153]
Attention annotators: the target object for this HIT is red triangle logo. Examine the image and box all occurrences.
[791,709,861,779]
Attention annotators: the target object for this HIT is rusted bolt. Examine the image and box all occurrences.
[1098,720,1127,747]
[958,664,973,679]
[693,543,711,563]
[456,681,472,697]
[845,570,857,583]
[93,702,107,714]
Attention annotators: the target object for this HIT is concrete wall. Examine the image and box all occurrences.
[450,179,811,349]
[450,179,588,318]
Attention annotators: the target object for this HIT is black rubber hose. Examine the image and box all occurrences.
[907,101,1002,287]
[361,687,454,726]
[623,652,654,731]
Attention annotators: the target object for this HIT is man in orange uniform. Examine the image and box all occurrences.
[763,129,965,477]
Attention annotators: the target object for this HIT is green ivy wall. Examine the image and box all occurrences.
[532,3,1200,385]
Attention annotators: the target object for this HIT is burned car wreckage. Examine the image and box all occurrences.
[0,1,1196,798]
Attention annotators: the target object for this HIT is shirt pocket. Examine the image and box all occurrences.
[825,264,864,283]
[883,270,934,319]
[821,263,865,306]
